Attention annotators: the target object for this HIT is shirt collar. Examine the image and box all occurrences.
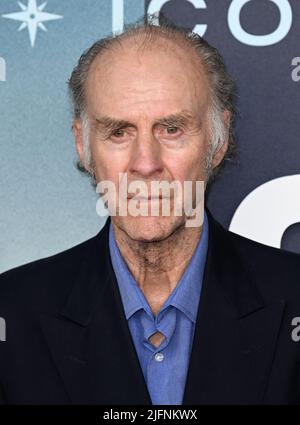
[109,211,209,323]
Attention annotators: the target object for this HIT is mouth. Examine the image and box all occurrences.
[128,195,169,201]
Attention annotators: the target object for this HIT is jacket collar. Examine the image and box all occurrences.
[108,210,209,323]
[59,208,265,326]
[38,208,285,404]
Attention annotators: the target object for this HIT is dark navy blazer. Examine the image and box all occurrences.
[1,209,300,404]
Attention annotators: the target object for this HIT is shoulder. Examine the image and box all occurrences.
[0,231,102,312]
[208,209,300,269]
[227,227,300,268]
[206,207,300,300]
[225,227,300,297]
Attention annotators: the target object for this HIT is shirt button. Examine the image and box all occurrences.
[154,352,164,362]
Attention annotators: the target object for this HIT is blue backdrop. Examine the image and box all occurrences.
[1,0,299,273]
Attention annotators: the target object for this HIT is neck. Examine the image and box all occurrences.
[112,220,203,315]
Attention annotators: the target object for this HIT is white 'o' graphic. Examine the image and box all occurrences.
[228,0,292,46]
[229,175,300,248]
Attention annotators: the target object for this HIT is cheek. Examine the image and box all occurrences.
[93,161,124,184]
[188,143,210,179]
[164,148,207,183]
[90,141,129,180]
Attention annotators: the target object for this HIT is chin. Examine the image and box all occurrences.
[113,215,185,243]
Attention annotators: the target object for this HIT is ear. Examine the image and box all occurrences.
[72,119,84,163]
[211,110,231,169]
[72,119,91,173]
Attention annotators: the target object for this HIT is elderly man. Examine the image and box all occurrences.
[0,19,300,406]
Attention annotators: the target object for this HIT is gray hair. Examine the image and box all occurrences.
[68,14,237,185]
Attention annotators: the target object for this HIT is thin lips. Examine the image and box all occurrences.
[127,195,169,200]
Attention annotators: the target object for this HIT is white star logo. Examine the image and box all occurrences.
[2,0,63,47]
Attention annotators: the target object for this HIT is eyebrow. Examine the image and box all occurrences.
[156,111,197,128]
[93,110,200,135]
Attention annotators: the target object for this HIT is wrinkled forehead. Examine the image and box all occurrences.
[85,35,211,118]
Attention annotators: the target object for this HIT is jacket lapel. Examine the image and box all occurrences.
[38,210,285,405]
[183,209,285,404]
[39,218,151,404]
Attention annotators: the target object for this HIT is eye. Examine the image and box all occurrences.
[112,128,125,138]
[166,126,179,134]
[108,126,135,145]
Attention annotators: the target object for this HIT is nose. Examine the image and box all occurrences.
[128,133,164,179]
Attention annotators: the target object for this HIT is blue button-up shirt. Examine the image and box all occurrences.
[109,212,209,405]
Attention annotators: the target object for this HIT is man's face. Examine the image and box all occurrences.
[74,39,228,242]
